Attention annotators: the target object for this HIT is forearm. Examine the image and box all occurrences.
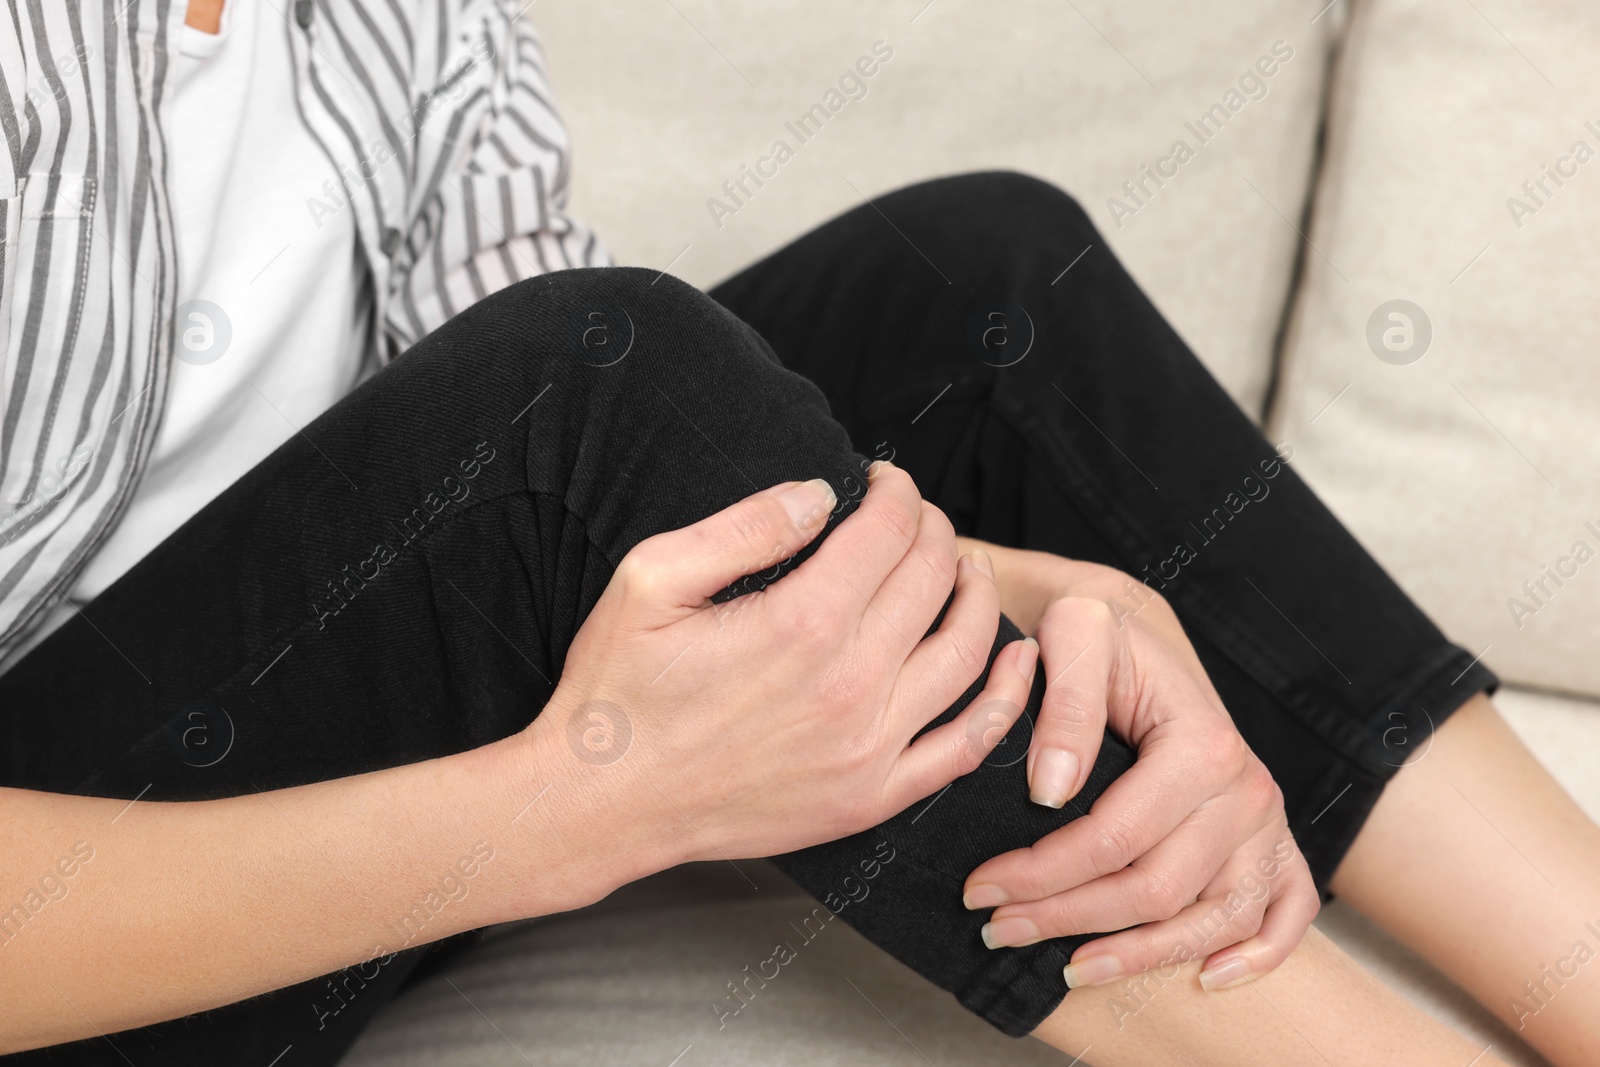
[0,730,654,1054]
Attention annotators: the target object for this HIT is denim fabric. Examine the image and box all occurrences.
[0,173,1493,1064]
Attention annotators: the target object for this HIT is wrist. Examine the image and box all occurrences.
[486,694,690,918]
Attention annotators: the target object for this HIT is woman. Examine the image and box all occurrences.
[1,4,1595,1066]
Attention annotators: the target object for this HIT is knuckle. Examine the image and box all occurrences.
[1040,689,1099,740]
[1242,763,1284,814]
[614,544,669,602]
[940,626,987,684]
[1294,882,1324,923]
[1261,774,1286,816]
[878,461,920,496]
[952,728,987,777]
[788,601,838,650]
[989,852,1053,904]
[1135,868,1188,921]
[1035,595,1071,629]
[1283,857,1318,898]
[1212,906,1263,946]
[1204,725,1249,775]
[1144,589,1178,625]
[1292,853,1318,889]
[1036,720,1092,760]
[1088,816,1140,874]
[1189,903,1253,949]
[911,533,958,591]
[1137,580,1172,612]
[871,488,921,547]
[731,500,784,552]
[965,697,1016,755]
[1077,596,1119,633]
[919,497,955,539]
[1013,868,1061,909]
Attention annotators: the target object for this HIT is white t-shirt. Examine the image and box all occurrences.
[0,1,373,670]
[71,1,373,600]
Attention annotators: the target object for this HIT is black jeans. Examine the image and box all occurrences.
[0,173,1494,1065]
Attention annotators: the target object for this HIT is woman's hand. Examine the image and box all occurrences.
[955,539,1320,993]
[522,466,1039,887]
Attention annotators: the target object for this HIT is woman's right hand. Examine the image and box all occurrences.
[521,463,1039,881]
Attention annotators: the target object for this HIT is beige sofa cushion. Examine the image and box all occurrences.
[535,0,1342,416]
[1269,0,1600,697]
[343,860,1065,1067]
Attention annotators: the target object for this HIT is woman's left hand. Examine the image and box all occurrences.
[955,538,1321,993]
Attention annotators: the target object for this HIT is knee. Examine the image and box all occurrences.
[424,265,777,392]
[876,170,1097,250]
[467,266,747,356]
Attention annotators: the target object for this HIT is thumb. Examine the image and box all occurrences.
[623,478,837,610]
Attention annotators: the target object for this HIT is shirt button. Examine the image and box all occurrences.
[294,0,314,28]
[381,227,403,257]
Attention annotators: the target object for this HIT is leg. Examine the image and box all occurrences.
[713,173,1558,1045]
[0,265,1137,1064]
[721,172,1598,1064]
[1332,693,1600,1067]
[713,171,1493,896]
[1033,923,1515,1066]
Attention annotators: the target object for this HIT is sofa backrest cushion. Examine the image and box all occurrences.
[1270,0,1600,697]
[536,0,1342,417]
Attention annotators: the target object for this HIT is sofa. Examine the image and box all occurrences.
[343,2,1600,1063]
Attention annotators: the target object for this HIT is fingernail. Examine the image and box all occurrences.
[980,916,1040,949]
[1030,747,1079,809]
[778,478,835,530]
[971,548,994,579]
[963,883,1008,909]
[1017,637,1039,681]
[1198,956,1255,991]
[1063,954,1124,988]
[867,459,894,480]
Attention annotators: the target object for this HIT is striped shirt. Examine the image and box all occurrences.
[0,0,606,662]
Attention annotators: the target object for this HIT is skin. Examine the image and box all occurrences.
[1033,923,1516,1067]
[185,0,224,34]
[1331,694,1600,1067]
